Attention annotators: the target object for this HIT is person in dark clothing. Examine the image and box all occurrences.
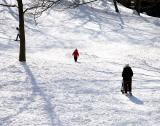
[72,48,79,62]
[15,27,20,41]
[121,64,133,95]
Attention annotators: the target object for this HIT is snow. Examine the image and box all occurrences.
[0,0,160,126]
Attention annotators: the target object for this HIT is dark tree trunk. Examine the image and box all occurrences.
[113,0,119,13]
[17,0,26,62]
[136,0,141,15]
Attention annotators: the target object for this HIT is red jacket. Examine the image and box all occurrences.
[72,49,79,57]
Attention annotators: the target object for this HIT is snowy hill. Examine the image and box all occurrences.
[0,1,160,126]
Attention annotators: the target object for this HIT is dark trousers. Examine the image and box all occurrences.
[74,57,78,62]
[15,34,20,41]
[122,80,132,93]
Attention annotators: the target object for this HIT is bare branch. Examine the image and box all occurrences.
[0,3,17,7]
[23,5,44,14]
[61,0,98,10]
[23,0,60,14]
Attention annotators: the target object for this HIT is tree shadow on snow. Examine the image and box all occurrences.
[2,0,19,21]
[127,95,144,105]
[21,63,63,126]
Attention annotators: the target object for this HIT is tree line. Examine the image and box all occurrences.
[116,0,160,16]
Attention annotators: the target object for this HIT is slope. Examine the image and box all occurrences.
[0,1,160,126]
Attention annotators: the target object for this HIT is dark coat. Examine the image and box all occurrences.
[122,66,133,81]
[72,49,79,58]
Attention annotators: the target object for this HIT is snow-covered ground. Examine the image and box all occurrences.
[0,1,160,126]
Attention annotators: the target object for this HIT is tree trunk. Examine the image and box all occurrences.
[113,0,119,13]
[17,0,26,62]
[136,0,141,15]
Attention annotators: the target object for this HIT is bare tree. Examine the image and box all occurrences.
[113,0,119,13]
[0,0,120,62]
[0,0,62,62]
[17,0,26,61]
[135,0,141,15]
[0,0,27,61]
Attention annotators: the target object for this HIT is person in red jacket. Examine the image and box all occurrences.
[72,48,79,62]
